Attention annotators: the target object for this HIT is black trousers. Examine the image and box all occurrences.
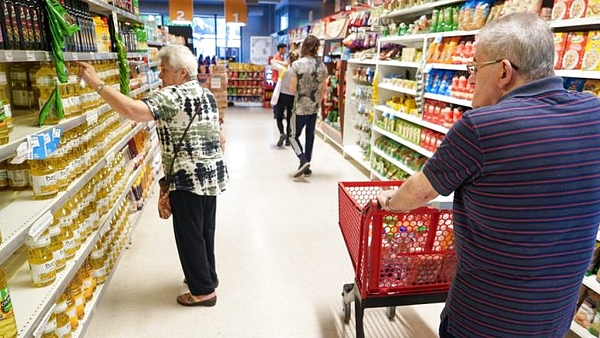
[290,113,317,163]
[275,93,294,137]
[170,190,218,295]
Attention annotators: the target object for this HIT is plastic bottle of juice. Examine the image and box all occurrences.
[26,230,56,287]
[0,268,17,338]
[29,158,58,200]
[53,294,72,338]
[62,290,78,331]
[48,218,66,272]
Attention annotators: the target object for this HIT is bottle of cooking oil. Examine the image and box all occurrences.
[65,195,83,251]
[0,160,8,190]
[53,294,72,338]
[55,205,77,261]
[0,268,18,338]
[6,160,29,190]
[27,63,41,111]
[49,148,68,192]
[40,312,57,338]
[62,290,78,332]
[89,242,106,285]
[0,71,13,133]
[26,230,57,287]
[68,277,85,320]
[48,218,66,272]
[9,63,30,110]
[35,62,57,123]
[29,158,58,200]
[79,260,95,303]
[0,101,8,146]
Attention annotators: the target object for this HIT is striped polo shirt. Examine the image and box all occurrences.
[423,76,600,338]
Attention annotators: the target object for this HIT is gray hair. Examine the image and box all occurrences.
[157,45,199,78]
[477,12,555,81]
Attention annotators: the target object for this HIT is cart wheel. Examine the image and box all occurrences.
[386,306,396,320]
[343,301,351,323]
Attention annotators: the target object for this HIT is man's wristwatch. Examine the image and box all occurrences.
[96,82,106,94]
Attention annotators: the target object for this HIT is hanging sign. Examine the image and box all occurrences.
[169,0,193,22]
[225,0,247,26]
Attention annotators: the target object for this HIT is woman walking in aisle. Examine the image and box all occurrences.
[77,45,228,307]
[288,35,327,177]
[271,51,299,147]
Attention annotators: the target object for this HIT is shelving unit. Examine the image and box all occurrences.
[227,66,264,107]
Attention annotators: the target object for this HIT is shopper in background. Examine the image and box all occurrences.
[77,44,228,307]
[271,51,300,147]
[271,43,287,86]
[377,12,600,338]
[289,35,327,177]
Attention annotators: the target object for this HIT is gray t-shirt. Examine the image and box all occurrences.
[290,57,327,116]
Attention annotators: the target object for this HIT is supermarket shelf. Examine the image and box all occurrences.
[583,275,600,295]
[147,41,165,47]
[343,145,371,172]
[378,60,421,68]
[0,51,118,62]
[148,80,162,90]
[379,34,428,44]
[127,52,149,59]
[427,30,480,40]
[129,84,150,97]
[375,105,449,134]
[72,192,149,338]
[230,102,263,107]
[0,103,112,163]
[228,94,262,97]
[556,70,600,80]
[378,83,417,96]
[424,93,472,108]
[550,17,600,29]
[382,0,464,19]
[372,170,388,181]
[372,147,416,176]
[571,320,595,338]
[86,0,143,23]
[148,61,161,68]
[229,78,263,81]
[372,125,434,158]
[10,128,153,338]
[428,63,468,71]
[348,58,378,65]
[228,86,263,89]
[0,122,141,266]
[319,122,343,149]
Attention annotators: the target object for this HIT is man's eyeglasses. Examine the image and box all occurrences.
[466,59,519,74]
[159,67,178,74]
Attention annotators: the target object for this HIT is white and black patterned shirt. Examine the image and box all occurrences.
[290,57,327,116]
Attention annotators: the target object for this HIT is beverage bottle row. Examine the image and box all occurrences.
[62,0,98,53]
[0,0,50,51]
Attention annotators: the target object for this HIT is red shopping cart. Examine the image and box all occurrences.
[338,181,456,338]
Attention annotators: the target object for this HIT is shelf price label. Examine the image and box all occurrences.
[86,109,99,125]
[26,51,36,61]
[4,51,13,62]
[28,212,54,240]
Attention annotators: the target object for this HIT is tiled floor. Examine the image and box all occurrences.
[85,107,444,338]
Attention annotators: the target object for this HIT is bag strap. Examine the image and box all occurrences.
[165,95,203,179]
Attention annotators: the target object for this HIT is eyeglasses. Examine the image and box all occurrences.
[159,66,179,74]
[466,59,521,75]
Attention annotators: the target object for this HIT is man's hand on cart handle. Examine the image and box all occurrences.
[376,172,441,212]
[377,190,398,211]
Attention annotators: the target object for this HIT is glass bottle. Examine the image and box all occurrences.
[0,268,17,338]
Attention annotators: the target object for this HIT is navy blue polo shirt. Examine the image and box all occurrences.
[423,76,600,338]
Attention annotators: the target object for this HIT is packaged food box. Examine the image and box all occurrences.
[552,0,572,19]
[553,32,569,69]
[562,32,588,70]
[583,31,600,71]
[569,0,587,18]
[588,0,600,16]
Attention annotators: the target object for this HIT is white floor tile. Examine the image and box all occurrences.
[85,107,444,338]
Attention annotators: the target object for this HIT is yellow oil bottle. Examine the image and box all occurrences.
[0,160,8,190]
[48,218,66,272]
[0,71,13,132]
[6,160,29,190]
[9,63,30,110]
[26,230,57,287]
[0,268,18,338]
[0,102,8,145]
[79,260,95,303]
[29,159,58,200]
[89,242,106,285]
[62,290,78,332]
[53,294,72,338]
[68,278,85,320]
[40,313,57,338]
[55,205,77,261]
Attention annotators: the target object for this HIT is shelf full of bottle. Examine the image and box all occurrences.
[346,84,373,163]
[0,124,157,338]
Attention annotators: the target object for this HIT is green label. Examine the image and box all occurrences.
[0,287,13,318]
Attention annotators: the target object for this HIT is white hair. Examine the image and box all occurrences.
[477,12,555,81]
[157,45,199,78]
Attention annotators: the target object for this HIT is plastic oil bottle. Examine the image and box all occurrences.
[0,268,18,338]
[26,230,57,287]
[0,102,8,145]
[40,313,57,338]
[35,62,57,122]
[55,205,77,261]
[89,242,106,285]
[68,277,85,320]
[62,290,78,332]
[79,260,95,303]
[9,63,30,109]
[29,158,58,200]
[53,294,72,338]
[0,160,8,190]
[5,160,29,190]
[48,218,66,273]
[0,71,13,133]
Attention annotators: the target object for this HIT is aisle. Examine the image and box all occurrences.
[85,107,444,338]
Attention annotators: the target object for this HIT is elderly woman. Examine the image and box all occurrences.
[78,45,228,307]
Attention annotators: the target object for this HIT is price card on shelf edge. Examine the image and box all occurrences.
[31,303,55,338]
[86,109,99,125]
[26,51,36,61]
[28,211,54,240]
[4,51,13,62]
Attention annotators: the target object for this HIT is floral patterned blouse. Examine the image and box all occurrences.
[142,80,228,196]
